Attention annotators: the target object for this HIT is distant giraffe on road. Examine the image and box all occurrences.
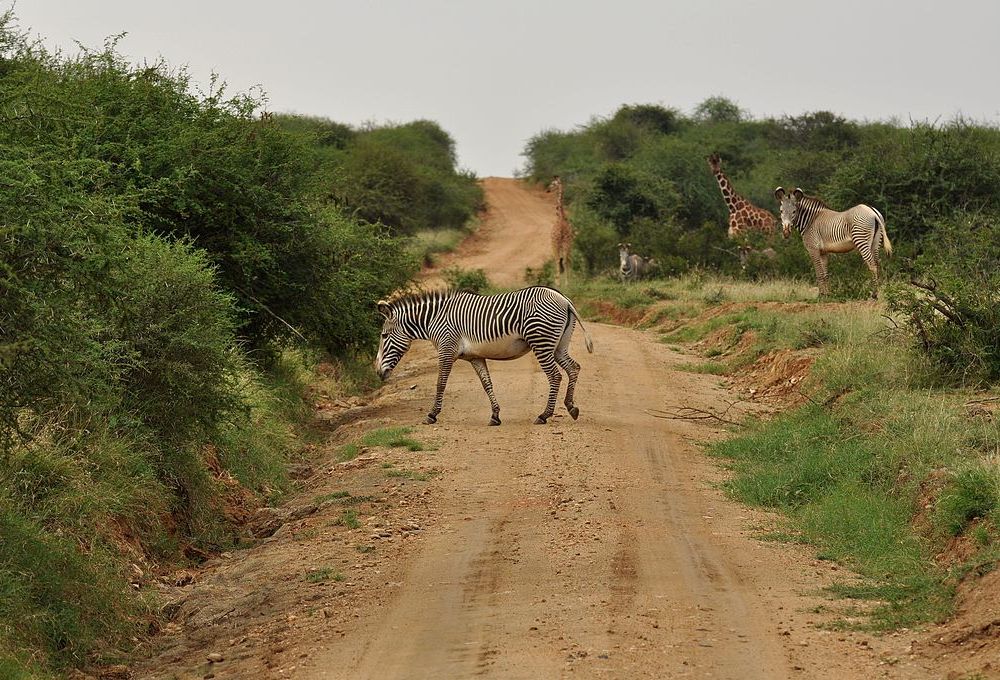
[707,153,778,270]
[548,175,574,287]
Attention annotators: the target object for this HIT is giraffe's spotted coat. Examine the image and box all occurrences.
[707,153,776,239]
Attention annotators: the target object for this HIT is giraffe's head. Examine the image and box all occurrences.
[375,299,412,381]
[774,187,804,238]
[707,152,722,173]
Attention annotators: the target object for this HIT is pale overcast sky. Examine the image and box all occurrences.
[13,1,1000,177]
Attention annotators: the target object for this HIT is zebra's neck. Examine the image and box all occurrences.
[795,198,826,234]
[396,291,455,339]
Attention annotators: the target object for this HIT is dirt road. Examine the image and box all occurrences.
[139,179,941,679]
[423,177,553,287]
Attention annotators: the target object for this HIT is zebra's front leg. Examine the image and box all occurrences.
[532,349,562,425]
[469,358,502,426]
[809,249,831,297]
[425,349,456,425]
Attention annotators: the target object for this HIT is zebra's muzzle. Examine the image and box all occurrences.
[378,367,392,381]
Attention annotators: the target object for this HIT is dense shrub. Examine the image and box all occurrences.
[0,10,456,674]
[280,116,484,236]
[822,122,1000,254]
[443,266,491,294]
[887,213,1000,384]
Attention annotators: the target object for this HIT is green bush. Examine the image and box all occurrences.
[443,267,490,293]
[109,235,241,442]
[0,10,449,674]
[887,213,1000,384]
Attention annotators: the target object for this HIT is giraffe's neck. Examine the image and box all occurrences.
[713,169,745,213]
[555,182,565,218]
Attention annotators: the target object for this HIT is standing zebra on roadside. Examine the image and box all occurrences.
[774,187,893,298]
[375,286,594,426]
[618,243,656,283]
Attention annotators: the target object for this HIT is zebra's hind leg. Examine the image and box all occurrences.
[532,349,562,425]
[555,350,581,420]
[864,254,881,300]
[469,358,501,426]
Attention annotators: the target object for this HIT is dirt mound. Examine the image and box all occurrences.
[729,349,816,405]
[915,567,1000,679]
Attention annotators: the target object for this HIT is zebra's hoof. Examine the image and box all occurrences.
[488,415,501,426]
[534,416,548,425]
[423,414,437,425]
[568,406,580,420]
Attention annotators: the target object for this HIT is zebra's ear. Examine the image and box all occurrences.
[793,188,805,200]
[774,186,786,200]
[376,300,391,318]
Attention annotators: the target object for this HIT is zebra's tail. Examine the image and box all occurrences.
[871,207,893,257]
[565,299,594,353]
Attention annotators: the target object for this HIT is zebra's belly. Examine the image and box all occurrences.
[822,238,856,254]
[458,335,531,361]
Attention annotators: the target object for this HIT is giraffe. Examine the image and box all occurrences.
[548,175,574,287]
[707,153,777,269]
[707,153,776,239]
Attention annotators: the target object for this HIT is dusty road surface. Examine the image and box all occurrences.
[423,177,553,287]
[138,179,955,680]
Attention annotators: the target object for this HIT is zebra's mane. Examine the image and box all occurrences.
[385,288,461,310]
[799,194,830,210]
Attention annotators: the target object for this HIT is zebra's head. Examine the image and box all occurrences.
[774,186,804,238]
[375,300,412,381]
[617,242,631,267]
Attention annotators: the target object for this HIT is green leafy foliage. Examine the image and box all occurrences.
[522,99,1000,292]
[0,9,467,674]
[443,267,490,294]
[886,213,1000,384]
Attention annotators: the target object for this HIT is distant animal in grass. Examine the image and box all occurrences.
[618,242,657,282]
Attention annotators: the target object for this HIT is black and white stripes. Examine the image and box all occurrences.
[775,187,893,298]
[376,286,594,425]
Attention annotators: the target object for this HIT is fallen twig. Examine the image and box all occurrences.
[645,399,743,426]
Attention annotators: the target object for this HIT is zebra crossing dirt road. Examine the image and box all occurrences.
[138,178,942,680]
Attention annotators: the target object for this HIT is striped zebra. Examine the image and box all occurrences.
[618,242,656,283]
[375,286,594,426]
[774,187,893,298]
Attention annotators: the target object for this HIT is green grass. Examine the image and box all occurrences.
[360,427,428,452]
[305,567,345,584]
[335,509,360,529]
[702,299,1000,629]
[409,227,468,266]
[335,444,361,462]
